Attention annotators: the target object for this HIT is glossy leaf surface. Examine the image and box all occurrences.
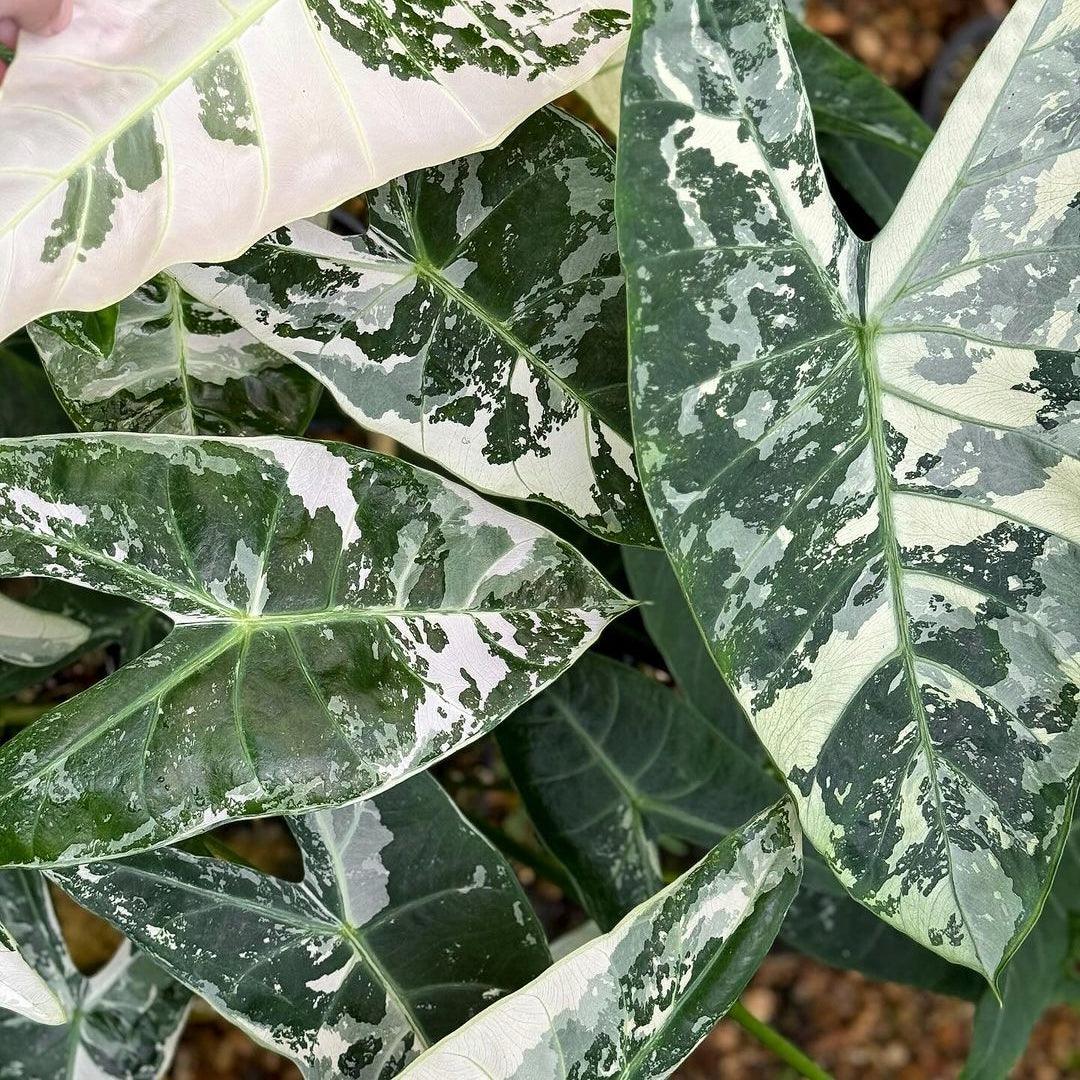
[621,0,1080,981]
[499,653,778,928]
[55,773,549,1079]
[176,109,652,543]
[399,800,802,1079]
[29,276,321,435]
[0,433,626,866]
[0,871,189,1074]
[0,0,629,339]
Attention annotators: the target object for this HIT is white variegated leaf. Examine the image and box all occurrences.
[175,108,653,543]
[28,275,321,435]
[55,773,551,1080]
[0,592,89,667]
[0,0,629,340]
[399,800,802,1080]
[0,871,190,1077]
[621,0,1080,983]
[0,433,627,867]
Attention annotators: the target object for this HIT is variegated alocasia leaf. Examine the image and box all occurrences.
[576,16,928,231]
[0,433,627,867]
[28,275,321,436]
[620,0,1080,984]
[0,580,167,699]
[0,593,89,667]
[0,875,66,1025]
[498,653,778,928]
[0,871,190,1077]
[174,108,653,544]
[398,800,801,1080]
[54,773,550,1080]
[0,0,630,341]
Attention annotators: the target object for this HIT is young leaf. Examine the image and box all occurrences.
[0,593,89,668]
[498,653,779,928]
[785,18,931,227]
[398,799,801,1079]
[54,773,551,1080]
[0,0,630,341]
[962,825,1080,1079]
[0,871,190,1077]
[0,434,627,867]
[620,0,1079,983]
[0,581,167,699]
[175,108,653,544]
[28,276,321,436]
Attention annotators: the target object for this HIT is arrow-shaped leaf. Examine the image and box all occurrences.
[55,773,551,1080]
[621,0,1079,983]
[0,0,629,340]
[28,276,321,436]
[499,653,778,928]
[398,800,801,1080]
[0,433,626,867]
[175,108,653,543]
[0,870,190,1076]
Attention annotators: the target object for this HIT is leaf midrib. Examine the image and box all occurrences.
[857,316,984,973]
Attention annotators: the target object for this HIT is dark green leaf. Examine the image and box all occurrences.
[499,653,778,928]
[787,16,932,227]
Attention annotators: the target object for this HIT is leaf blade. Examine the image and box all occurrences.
[175,108,653,542]
[0,0,629,339]
[54,773,551,1079]
[398,800,802,1080]
[620,0,1080,983]
[0,434,627,866]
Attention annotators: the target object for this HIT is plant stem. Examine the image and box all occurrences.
[728,1002,835,1080]
[0,43,13,64]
